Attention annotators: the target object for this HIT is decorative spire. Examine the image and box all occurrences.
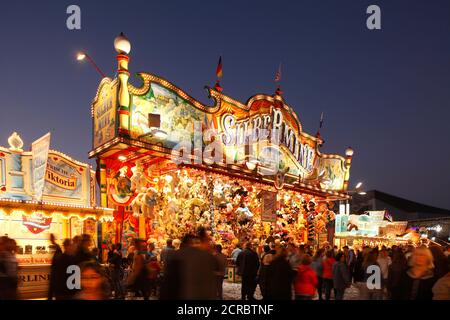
[8,132,24,152]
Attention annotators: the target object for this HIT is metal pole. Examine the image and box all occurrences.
[86,53,107,78]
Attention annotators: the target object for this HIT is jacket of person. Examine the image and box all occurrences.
[265,256,295,300]
[322,257,336,280]
[387,261,407,299]
[432,272,450,300]
[399,268,437,300]
[160,246,217,300]
[311,257,323,277]
[294,264,318,296]
[214,252,228,277]
[332,261,351,290]
[53,252,77,299]
[353,253,365,282]
[236,248,259,278]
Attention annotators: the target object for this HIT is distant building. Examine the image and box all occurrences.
[351,190,450,243]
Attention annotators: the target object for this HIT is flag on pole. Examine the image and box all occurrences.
[384,210,393,222]
[319,112,324,129]
[216,56,223,79]
[275,63,282,82]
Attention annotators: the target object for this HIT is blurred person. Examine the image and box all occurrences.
[387,249,408,300]
[0,237,18,300]
[294,254,318,300]
[91,247,100,264]
[429,245,449,279]
[160,233,217,300]
[147,242,156,259]
[332,252,351,300]
[432,271,450,300]
[258,244,274,299]
[236,242,260,300]
[287,243,302,271]
[172,239,181,251]
[108,243,125,299]
[399,246,437,300]
[353,249,364,283]
[333,245,338,255]
[75,261,110,300]
[126,245,136,268]
[322,250,336,300]
[231,243,242,263]
[75,234,93,265]
[147,256,161,297]
[405,245,415,267]
[311,248,324,300]
[160,239,174,267]
[377,248,392,297]
[213,244,227,299]
[53,239,77,300]
[128,239,150,300]
[48,233,62,300]
[198,227,213,252]
[343,246,355,280]
[359,250,382,300]
[265,246,296,300]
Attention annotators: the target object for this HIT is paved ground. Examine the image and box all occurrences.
[222,282,362,300]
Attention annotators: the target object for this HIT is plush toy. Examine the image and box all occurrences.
[130,187,146,217]
[130,160,147,193]
[142,187,158,218]
[236,205,253,225]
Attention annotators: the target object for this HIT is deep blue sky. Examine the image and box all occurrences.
[1,0,450,209]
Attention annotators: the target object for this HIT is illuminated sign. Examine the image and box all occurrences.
[22,213,52,234]
[220,109,316,173]
[45,166,77,190]
[92,78,118,149]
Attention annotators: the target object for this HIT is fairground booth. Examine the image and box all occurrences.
[0,132,113,299]
[89,34,354,257]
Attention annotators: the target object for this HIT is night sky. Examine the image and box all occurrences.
[1,1,450,209]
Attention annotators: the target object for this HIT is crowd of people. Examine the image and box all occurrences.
[1,230,450,300]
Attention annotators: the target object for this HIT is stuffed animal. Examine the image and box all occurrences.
[142,187,158,218]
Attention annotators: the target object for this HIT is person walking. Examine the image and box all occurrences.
[265,247,296,300]
[53,239,77,300]
[75,262,110,300]
[399,246,437,300]
[332,252,351,300]
[322,250,336,300]
[387,249,408,300]
[258,245,274,299]
[360,250,382,300]
[128,239,151,300]
[160,239,175,267]
[214,244,228,299]
[160,233,217,300]
[236,242,260,300]
[432,271,450,300]
[294,254,318,300]
[429,245,450,279]
[74,234,94,265]
[109,243,125,299]
[231,243,242,263]
[311,248,324,300]
[377,248,391,299]
[48,233,62,300]
[0,237,18,300]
